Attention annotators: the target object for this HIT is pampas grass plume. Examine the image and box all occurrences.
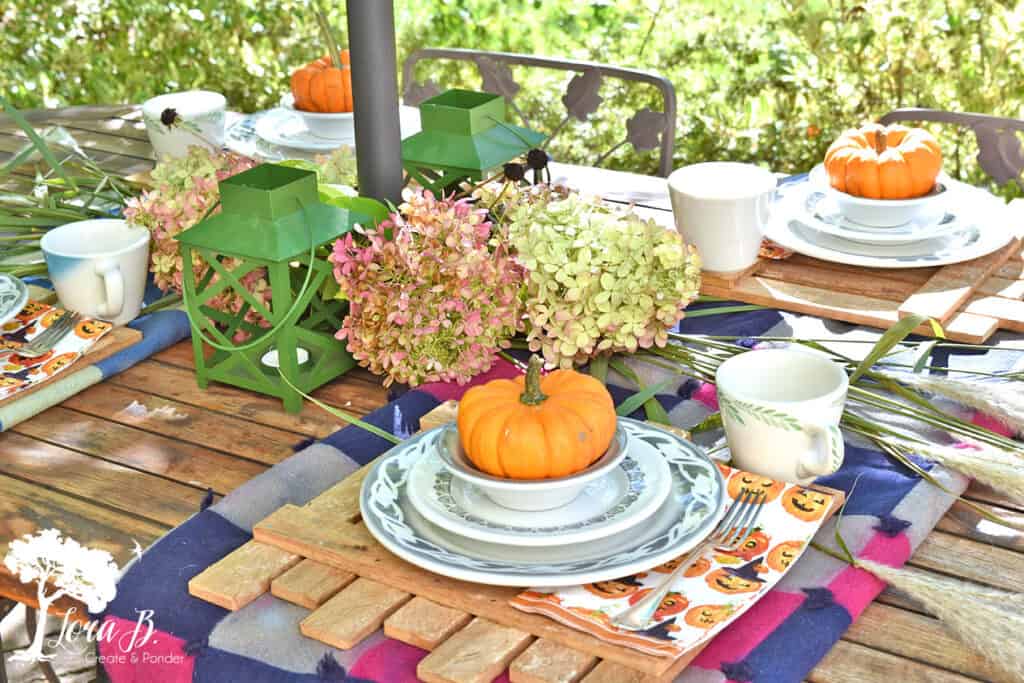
[858,558,1024,681]
[897,375,1024,437]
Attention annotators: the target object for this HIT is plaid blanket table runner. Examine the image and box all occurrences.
[96,305,1021,683]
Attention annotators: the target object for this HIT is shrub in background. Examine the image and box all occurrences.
[3,0,1021,196]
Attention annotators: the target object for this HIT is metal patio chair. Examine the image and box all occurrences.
[879,108,1024,188]
[401,48,677,177]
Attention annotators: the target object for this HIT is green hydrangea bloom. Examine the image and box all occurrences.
[496,187,701,368]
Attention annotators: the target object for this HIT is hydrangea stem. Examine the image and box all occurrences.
[520,355,547,406]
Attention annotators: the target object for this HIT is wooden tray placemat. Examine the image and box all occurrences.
[0,326,142,406]
[189,401,845,683]
[701,236,1024,343]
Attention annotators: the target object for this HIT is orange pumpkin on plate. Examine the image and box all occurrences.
[291,51,353,113]
[824,123,942,199]
[457,355,617,479]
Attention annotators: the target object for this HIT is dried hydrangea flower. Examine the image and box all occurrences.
[496,185,702,368]
[331,188,523,387]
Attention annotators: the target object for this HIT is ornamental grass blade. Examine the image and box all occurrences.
[277,370,401,445]
[850,314,930,384]
[609,357,671,424]
[615,380,672,421]
[588,354,609,384]
[0,95,77,191]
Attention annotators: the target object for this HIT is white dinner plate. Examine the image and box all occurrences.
[0,274,29,327]
[360,419,726,587]
[405,432,673,547]
[254,108,354,151]
[767,178,1012,268]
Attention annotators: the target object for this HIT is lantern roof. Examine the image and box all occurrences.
[401,89,545,172]
[175,164,369,262]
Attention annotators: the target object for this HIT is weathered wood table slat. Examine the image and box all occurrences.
[0,106,1020,682]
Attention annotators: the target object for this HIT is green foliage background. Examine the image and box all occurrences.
[3,0,1023,192]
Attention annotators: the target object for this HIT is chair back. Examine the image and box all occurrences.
[879,108,1024,186]
[402,48,677,177]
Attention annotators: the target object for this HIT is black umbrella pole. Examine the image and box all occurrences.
[346,0,403,205]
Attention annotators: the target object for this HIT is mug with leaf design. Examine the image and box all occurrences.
[716,348,847,484]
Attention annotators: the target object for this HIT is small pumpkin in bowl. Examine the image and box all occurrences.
[289,5,353,113]
[824,123,942,199]
[457,355,617,479]
[290,51,353,113]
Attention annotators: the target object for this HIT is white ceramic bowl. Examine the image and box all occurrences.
[829,182,947,228]
[810,164,947,228]
[437,423,628,512]
[282,94,354,141]
[142,90,226,160]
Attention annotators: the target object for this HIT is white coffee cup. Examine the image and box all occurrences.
[142,90,226,160]
[667,162,777,273]
[716,348,847,484]
[41,219,150,326]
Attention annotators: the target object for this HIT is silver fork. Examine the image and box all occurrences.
[611,488,767,631]
[15,311,81,358]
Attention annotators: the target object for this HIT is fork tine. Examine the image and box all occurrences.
[725,492,766,547]
[714,488,754,542]
[19,311,77,356]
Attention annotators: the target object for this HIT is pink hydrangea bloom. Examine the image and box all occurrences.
[124,147,269,335]
[331,188,523,387]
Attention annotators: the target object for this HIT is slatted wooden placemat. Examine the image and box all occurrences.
[0,326,142,406]
[701,236,1024,343]
[189,401,844,683]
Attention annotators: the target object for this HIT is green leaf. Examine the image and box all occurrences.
[609,357,672,424]
[850,314,929,384]
[0,95,78,191]
[684,304,765,318]
[588,354,609,384]
[318,187,390,228]
[911,339,938,373]
[615,379,672,420]
[277,370,401,444]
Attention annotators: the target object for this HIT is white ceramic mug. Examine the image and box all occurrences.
[142,90,226,160]
[41,219,150,326]
[667,162,777,273]
[716,348,847,484]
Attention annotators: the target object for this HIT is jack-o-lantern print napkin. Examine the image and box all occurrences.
[511,465,837,657]
[0,301,113,401]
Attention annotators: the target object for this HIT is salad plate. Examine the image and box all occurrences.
[794,188,963,245]
[767,178,1011,268]
[254,107,354,151]
[0,274,28,327]
[360,419,726,587]
[405,428,672,547]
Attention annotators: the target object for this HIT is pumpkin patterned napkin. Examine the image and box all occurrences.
[511,465,837,658]
[0,301,113,401]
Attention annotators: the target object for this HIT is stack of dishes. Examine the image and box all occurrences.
[359,418,726,586]
[253,94,356,152]
[764,165,1012,268]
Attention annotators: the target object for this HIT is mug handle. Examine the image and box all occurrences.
[756,189,774,228]
[797,423,844,480]
[95,259,124,320]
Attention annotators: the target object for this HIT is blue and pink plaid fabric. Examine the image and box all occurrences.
[95,304,1021,682]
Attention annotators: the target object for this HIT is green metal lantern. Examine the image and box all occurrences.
[401,89,545,194]
[175,163,368,413]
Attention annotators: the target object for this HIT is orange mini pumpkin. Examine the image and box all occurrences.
[824,123,942,199]
[457,355,617,479]
[291,52,353,113]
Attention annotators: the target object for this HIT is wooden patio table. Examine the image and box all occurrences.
[0,106,1021,683]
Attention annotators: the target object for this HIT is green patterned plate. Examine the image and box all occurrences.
[406,431,672,547]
